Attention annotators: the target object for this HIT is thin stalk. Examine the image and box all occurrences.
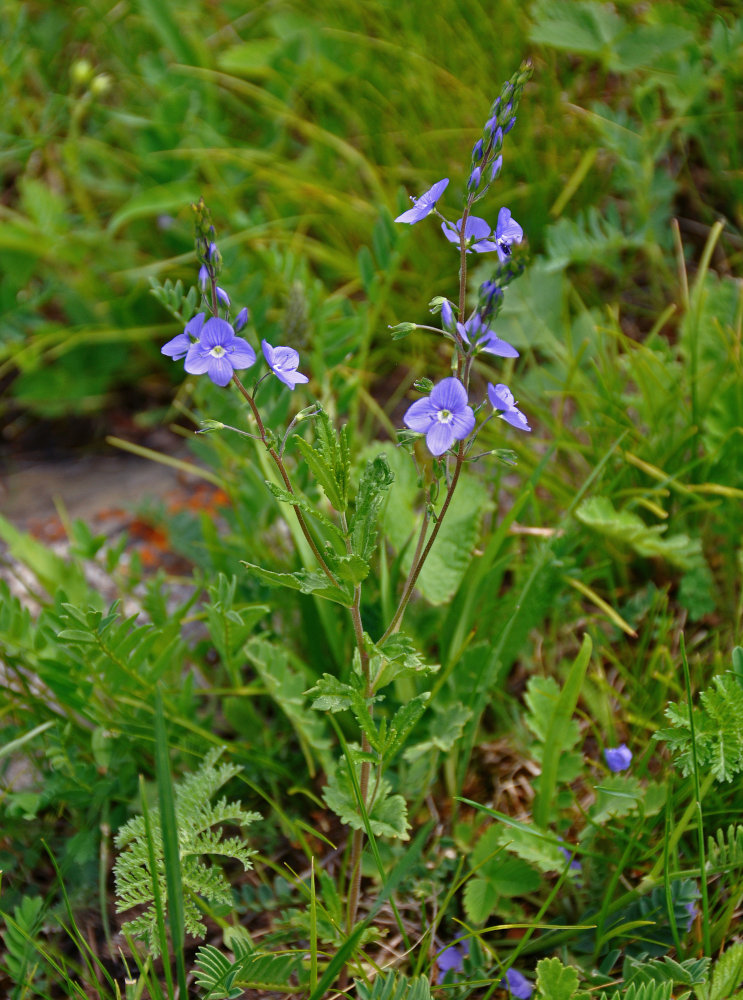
[231,373,338,585]
[343,511,373,934]
[379,442,465,642]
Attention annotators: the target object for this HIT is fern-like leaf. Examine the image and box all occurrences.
[113,748,259,954]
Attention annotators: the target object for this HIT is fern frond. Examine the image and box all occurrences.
[113,748,259,953]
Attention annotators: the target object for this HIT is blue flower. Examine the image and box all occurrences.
[493,207,523,262]
[261,340,309,390]
[488,383,531,432]
[436,941,469,985]
[457,315,519,358]
[440,299,455,330]
[558,843,582,873]
[441,215,498,253]
[403,377,475,456]
[395,178,449,224]
[501,968,533,999]
[162,312,205,361]
[234,307,250,332]
[183,317,256,386]
[684,900,698,931]
[604,744,632,772]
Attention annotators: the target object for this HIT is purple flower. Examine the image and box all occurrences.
[162,312,205,361]
[441,216,499,253]
[184,317,256,386]
[468,166,482,190]
[261,340,309,390]
[684,900,698,931]
[436,941,469,985]
[458,315,519,358]
[493,207,523,262]
[472,139,484,161]
[403,377,475,456]
[490,155,503,182]
[198,264,209,291]
[558,843,582,873]
[502,968,533,999]
[395,178,449,224]
[234,307,249,332]
[440,299,455,330]
[504,116,516,134]
[216,286,230,307]
[488,383,531,432]
[604,744,632,772]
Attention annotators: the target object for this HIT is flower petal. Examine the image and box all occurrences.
[403,397,437,432]
[201,317,235,349]
[227,337,256,369]
[430,376,468,413]
[161,332,192,360]
[426,421,456,456]
[463,216,491,240]
[450,406,475,439]
[206,356,234,386]
[184,343,211,375]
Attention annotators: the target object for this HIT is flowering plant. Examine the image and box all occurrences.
[153,60,534,989]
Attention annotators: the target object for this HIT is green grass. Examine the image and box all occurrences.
[1,1,743,997]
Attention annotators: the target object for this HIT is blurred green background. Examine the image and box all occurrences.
[3,0,741,451]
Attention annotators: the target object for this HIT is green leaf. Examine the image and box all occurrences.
[374,633,439,689]
[403,702,471,762]
[591,775,643,824]
[355,970,432,1000]
[0,513,88,604]
[381,694,430,762]
[535,957,580,1000]
[576,496,702,570]
[323,759,409,840]
[293,410,350,512]
[245,638,332,774]
[350,453,395,562]
[241,561,353,607]
[711,942,743,1000]
[529,0,622,57]
[529,634,592,827]
[306,672,380,750]
[463,875,500,925]
[377,447,491,604]
[264,481,346,547]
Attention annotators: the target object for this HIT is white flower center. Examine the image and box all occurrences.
[436,408,453,424]
[210,345,226,358]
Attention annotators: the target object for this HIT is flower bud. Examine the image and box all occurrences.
[198,264,209,291]
[504,117,516,135]
[389,322,417,341]
[234,307,249,331]
[493,127,503,152]
[467,166,481,190]
[441,299,454,329]
[472,138,484,162]
[215,286,230,307]
[412,376,434,395]
[490,154,503,181]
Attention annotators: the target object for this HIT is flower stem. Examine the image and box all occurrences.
[379,442,464,642]
[231,374,339,586]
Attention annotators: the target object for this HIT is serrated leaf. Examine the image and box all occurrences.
[293,410,350,512]
[535,957,580,1000]
[711,942,743,1000]
[403,702,471,762]
[264,481,346,547]
[323,759,409,840]
[375,633,439,688]
[381,694,429,762]
[355,970,432,1000]
[241,560,352,607]
[350,453,394,562]
[591,775,643,824]
[463,875,500,925]
[576,496,701,570]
